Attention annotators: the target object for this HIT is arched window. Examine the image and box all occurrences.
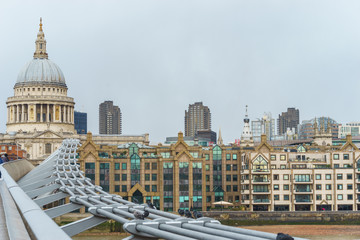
[252,155,268,172]
[129,143,138,157]
[212,146,222,161]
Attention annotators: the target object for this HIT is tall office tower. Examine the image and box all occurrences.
[74,111,87,134]
[99,101,122,134]
[277,108,300,135]
[251,112,276,141]
[184,102,211,137]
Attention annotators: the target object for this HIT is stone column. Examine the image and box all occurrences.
[72,107,74,123]
[67,106,70,123]
[34,104,37,122]
[16,105,19,123]
[27,105,30,122]
[22,105,24,122]
[12,105,16,123]
[64,105,67,123]
[47,104,50,122]
[40,104,43,122]
[53,104,56,123]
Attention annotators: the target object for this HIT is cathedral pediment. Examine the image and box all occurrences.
[33,130,63,139]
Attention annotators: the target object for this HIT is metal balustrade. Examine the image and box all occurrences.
[0,139,308,240]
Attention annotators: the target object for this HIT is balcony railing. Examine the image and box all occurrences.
[253,199,270,203]
[295,199,312,203]
[253,179,270,183]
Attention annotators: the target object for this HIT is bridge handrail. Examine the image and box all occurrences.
[0,164,71,240]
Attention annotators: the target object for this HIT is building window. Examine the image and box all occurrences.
[206,164,210,171]
[226,185,231,192]
[283,185,289,190]
[274,195,279,201]
[348,194,353,200]
[270,155,276,160]
[337,184,343,190]
[274,184,279,190]
[205,154,209,161]
[333,154,339,160]
[334,164,339,168]
[115,163,120,170]
[226,175,231,182]
[283,174,289,180]
[115,185,120,192]
[45,143,51,154]
[122,163,127,170]
[343,154,349,160]
[233,164,238,171]
[274,174,279,180]
[325,174,331,180]
[232,154,237,160]
[226,164,231,171]
[316,184,322,190]
[337,194,343,200]
[122,185,127,192]
[145,185,150,192]
[226,154,231,160]
[284,195,289,201]
[152,185,157,192]
[280,155,286,161]
[232,175,238,182]
[326,184,332,190]
[280,165,286,169]
[347,174,353,180]
[145,174,150,181]
[316,194,322,200]
[152,174,157,181]
[206,175,210,181]
[145,163,150,170]
[115,174,120,181]
[347,184,353,190]
[337,174,343,180]
[315,174,321,180]
[233,185,238,192]
[152,163,157,170]
[326,194,332,200]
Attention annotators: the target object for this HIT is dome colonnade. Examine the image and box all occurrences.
[6,18,75,134]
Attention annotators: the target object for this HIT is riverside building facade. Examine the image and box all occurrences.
[79,126,360,212]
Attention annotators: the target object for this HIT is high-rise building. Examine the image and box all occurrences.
[338,122,360,139]
[99,101,122,134]
[298,117,339,140]
[277,108,300,135]
[74,111,87,134]
[251,112,276,141]
[184,102,211,137]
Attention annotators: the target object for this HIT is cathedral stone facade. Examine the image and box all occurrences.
[1,19,148,165]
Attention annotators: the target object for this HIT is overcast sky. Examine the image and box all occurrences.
[1,0,360,144]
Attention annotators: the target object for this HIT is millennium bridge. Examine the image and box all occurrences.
[0,139,307,240]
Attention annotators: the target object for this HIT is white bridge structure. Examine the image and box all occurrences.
[0,139,307,240]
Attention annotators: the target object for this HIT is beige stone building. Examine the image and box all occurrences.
[78,128,360,212]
